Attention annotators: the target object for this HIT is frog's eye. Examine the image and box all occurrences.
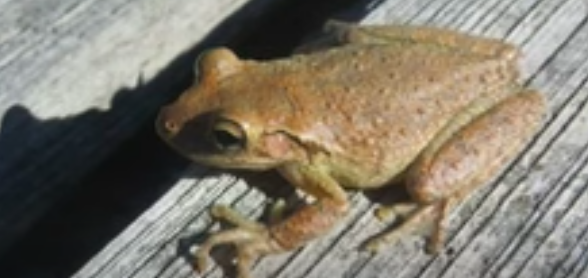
[210,120,246,152]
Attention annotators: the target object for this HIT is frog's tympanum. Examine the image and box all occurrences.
[156,22,546,278]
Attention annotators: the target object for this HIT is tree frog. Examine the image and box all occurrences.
[156,21,546,278]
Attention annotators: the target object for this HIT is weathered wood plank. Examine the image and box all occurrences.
[0,0,285,255]
[74,0,588,277]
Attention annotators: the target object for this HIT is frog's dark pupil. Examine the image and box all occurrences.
[213,129,242,151]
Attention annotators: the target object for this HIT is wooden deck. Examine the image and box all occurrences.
[3,0,588,277]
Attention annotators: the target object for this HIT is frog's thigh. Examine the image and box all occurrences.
[328,21,515,58]
[406,90,545,204]
[367,91,544,253]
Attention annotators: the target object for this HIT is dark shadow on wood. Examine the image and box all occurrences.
[0,0,381,277]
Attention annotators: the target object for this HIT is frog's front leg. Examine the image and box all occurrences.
[367,90,546,253]
[195,163,349,278]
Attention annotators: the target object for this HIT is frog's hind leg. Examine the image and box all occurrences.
[321,21,517,59]
[297,21,515,59]
[366,90,546,254]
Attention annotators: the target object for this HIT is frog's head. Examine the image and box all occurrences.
[156,48,305,170]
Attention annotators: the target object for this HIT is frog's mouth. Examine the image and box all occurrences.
[188,153,281,170]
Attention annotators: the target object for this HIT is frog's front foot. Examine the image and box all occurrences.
[195,205,282,278]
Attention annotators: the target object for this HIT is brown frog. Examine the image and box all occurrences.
[156,22,546,278]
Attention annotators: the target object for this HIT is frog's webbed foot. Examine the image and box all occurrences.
[365,199,453,254]
[195,205,282,278]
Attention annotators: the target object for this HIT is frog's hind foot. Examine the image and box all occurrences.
[364,200,452,254]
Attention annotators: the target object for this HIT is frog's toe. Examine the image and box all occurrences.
[374,203,418,222]
[193,228,261,273]
[194,248,210,274]
[210,205,265,232]
[235,239,282,278]
[268,198,288,224]
[374,206,396,222]
[424,199,453,255]
[363,232,401,254]
[194,242,211,273]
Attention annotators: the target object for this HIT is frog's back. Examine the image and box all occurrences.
[279,42,519,186]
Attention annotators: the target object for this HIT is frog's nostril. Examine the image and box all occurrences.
[156,106,183,136]
[164,120,179,134]
[156,111,181,137]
